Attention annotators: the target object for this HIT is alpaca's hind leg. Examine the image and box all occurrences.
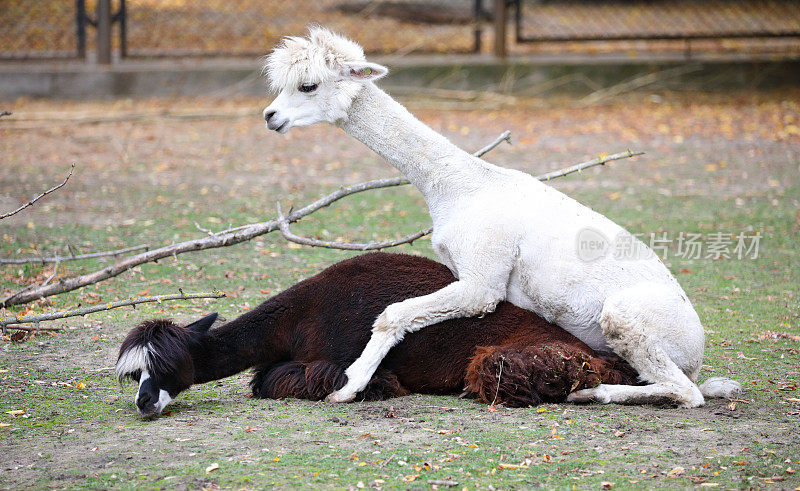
[567,284,706,408]
[466,342,598,407]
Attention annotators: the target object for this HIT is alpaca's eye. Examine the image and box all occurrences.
[299,83,318,93]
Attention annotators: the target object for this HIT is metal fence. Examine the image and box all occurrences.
[123,0,478,57]
[0,0,478,61]
[0,0,82,59]
[1,0,798,61]
[513,0,800,43]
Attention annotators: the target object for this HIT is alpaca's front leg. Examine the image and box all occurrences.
[326,279,505,403]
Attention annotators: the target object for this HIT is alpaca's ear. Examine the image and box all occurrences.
[186,313,218,333]
[340,61,388,82]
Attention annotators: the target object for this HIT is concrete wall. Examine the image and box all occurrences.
[1,56,798,100]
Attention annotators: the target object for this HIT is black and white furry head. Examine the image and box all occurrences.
[116,313,217,417]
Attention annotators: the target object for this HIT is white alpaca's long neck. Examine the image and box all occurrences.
[339,83,499,206]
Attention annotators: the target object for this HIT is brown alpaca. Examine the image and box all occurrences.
[116,253,638,417]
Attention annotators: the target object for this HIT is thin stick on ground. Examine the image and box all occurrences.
[0,291,226,332]
[0,132,642,307]
[490,355,505,408]
[0,163,75,220]
[0,244,150,265]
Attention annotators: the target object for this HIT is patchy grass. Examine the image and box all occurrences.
[1,91,799,489]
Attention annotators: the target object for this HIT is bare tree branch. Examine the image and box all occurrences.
[0,132,642,307]
[0,244,149,265]
[276,203,433,251]
[535,150,645,181]
[277,148,642,250]
[0,291,226,331]
[474,130,512,157]
[0,163,75,220]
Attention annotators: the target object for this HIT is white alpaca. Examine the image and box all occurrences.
[262,28,741,407]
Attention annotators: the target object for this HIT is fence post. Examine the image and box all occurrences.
[473,0,483,53]
[493,0,507,58]
[119,0,127,58]
[96,0,112,64]
[76,0,87,60]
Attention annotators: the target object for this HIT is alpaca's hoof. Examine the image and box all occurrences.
[325,390,356,403]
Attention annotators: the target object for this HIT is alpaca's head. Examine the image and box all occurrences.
[262,27,388,133]
[115,313,217,417]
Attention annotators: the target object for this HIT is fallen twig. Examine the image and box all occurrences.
[535,150,644,181]
[490,355,505,407]
[474,130,512,157]
[277,202,433,251]
[0,163,75,220]
[0,111,11,118]
[0,132,642,307]
[0,244,149,265]
[0,291,226,332]
[0,132,512,306]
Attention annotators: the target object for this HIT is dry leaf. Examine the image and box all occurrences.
[666,466,685,478]
[5,410,25,416]
[601,481,614,489]
[10,331,27,343]
[403,474,420,482]
[205,463,219,474]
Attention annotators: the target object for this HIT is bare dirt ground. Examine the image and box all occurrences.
[1,90,799,488]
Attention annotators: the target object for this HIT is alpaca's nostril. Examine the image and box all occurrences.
[264,110,276,122]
